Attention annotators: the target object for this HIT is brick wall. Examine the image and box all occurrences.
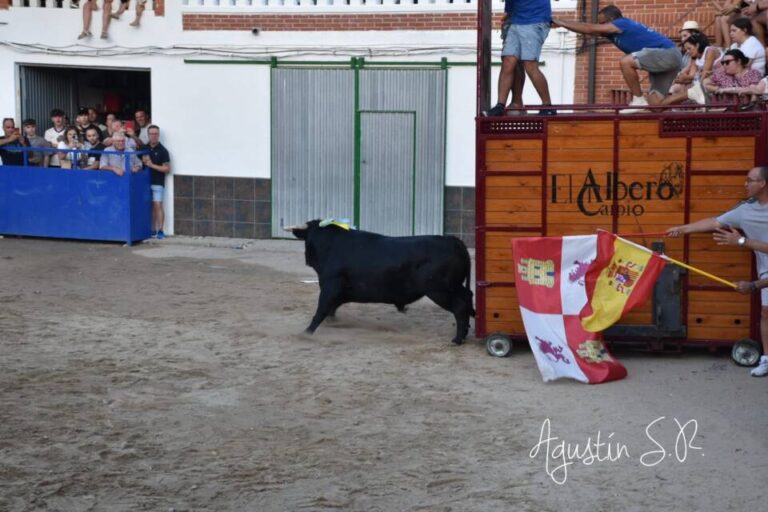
[183,12,483,31]
[573,0,721,103]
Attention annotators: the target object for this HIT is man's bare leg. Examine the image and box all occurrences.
[129,2,144,27]
[101,0,113,38]
[522,59,553,106]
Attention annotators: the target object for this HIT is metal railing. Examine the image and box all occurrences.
[7,0,80,7]
[179,0,578,13]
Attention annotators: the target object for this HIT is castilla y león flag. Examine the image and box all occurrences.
[580,231,666,333]
[512,235,628,384]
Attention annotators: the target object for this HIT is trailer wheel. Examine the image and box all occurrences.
[732,339,763,367]
[486,333,513,358]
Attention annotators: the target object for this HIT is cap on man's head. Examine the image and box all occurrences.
[77,108,89,117]
[680,20,700,32]
[22,118,36,127]
[50,108,65,118]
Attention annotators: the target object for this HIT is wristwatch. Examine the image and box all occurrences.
[738,236,747,247]
[750,281,758,292]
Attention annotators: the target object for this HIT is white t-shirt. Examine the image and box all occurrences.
[44,126,66,166]
[731,36,766,75]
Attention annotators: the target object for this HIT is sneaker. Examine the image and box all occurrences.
[751,355,768,377]
[506,108,527,117]
[482,103,506,117]
[150,230,157,238]
[156,230,166,240]
[687,82,709,105]
[537,108,557,116]
[619,95,649,114]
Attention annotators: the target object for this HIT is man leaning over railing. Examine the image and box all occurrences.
[99,132,142,176]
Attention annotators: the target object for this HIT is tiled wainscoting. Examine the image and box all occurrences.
[444,186,475,248]
[174,176,271,239]
[174,179,476,248]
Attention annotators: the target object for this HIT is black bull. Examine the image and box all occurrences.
[286,220,475,344]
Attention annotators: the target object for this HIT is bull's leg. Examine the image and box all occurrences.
[395,303,408,313]
[426,290,472,345]
[306,282,343,334]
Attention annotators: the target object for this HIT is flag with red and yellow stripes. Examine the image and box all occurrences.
[580,231,666,333]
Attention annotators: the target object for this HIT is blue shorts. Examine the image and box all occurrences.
[502,22,550,61]
[151,184,164,202]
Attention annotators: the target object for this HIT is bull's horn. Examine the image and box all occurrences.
[283,223,307,232]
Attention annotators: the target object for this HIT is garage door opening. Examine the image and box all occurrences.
[18,64,151,130]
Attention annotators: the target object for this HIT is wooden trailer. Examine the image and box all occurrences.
[474,110,767,364]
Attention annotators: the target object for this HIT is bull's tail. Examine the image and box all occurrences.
[460,239,476,318]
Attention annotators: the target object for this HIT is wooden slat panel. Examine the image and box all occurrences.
[692,146,757,162]
[486,161,543,172]
[486,149,542,163]
[691,136,755,148]
[549,148,615,162]
[618,148,688,161]
[692,160,756,171]
[486,175,542,187]
[618,120,660,135]
[548,121,614,137]
[688,324,749,340]
[486,211,542,225]
[486,139,543,151]
[486,199,541,212]
[619,136,686,149]
[548,137,614,149]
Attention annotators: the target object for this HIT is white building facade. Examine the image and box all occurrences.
[0,0,578,245]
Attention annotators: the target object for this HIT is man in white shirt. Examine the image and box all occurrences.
[44,109,67,168]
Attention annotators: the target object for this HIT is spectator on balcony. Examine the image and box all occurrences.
[483,0,555,117]
[111,0,146,28]
[83,126,106,170]
[22,119,49,167]
[100,132,142,176]
[103,119,137,150]
[730,16,766,75]
[57,126,86,169]
[663,33,724,105]
[700,49,762,98]
[131,109,151,146]
[87,107,107,134]
[554,5,682,114]
[75,108,93,141]
[141,125,171,239]
[44,109,67,168]
[667,21,702,97]
[0,118,25,166]
[741,0,768,45]
[715,1,750,47]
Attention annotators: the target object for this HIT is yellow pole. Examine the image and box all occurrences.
[610,232,737,289]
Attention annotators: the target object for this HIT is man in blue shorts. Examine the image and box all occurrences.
[484,0,555,117]
[554,5,682,114]
[141,124,171,239]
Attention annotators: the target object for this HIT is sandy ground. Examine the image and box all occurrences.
[0,235,766,511]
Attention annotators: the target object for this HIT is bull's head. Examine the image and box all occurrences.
[283,220,315,240]
[284,220,323,268]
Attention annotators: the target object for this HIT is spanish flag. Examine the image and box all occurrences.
[580,231,666,333]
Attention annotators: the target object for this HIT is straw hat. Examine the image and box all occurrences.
[680,20,700,32]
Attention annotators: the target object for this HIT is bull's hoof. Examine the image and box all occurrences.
[451,336,465,345]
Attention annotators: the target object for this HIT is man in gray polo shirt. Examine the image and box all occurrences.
[99,132,142,177]
[667,166,768,377]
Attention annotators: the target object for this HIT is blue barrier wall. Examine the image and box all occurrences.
[0,165,152,245]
